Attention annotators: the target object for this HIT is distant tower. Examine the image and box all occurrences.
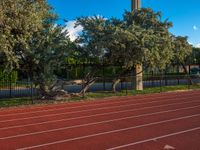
[131,0,141,10]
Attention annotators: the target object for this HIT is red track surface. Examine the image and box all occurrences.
[0,90,200,150]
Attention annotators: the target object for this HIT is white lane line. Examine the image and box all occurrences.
[1,92,198,117]
[0,96,199,123]
[1,105,200,140]
[16,114,200,150]
[107,127,200,150]
[0,94,145,112]
[0,95,158,116]
[1,101,200,131]
[1,90,194,113]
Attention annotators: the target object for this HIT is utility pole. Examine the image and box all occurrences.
[131,0,143,90]
[131,0,141,10]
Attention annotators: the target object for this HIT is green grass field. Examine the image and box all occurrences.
[0,84,200,108]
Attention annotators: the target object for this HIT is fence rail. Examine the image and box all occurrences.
[0,75,200,99]
[0,81,38,99]
[64,74,200,93]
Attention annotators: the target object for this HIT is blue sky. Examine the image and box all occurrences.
[48,0,200,47]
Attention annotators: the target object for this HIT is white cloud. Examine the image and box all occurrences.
[193,25,198,31]
[63,16,106,41]
[196,43,200,48]
[189,42,193,45]
[64,21,83,41]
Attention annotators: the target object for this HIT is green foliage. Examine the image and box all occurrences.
[76,16,107,64]
[172,36,193,65]
[0,69,18,83]
[0,0,73,96]
[0,0,57,70]
[189,47,200,64]
[76,8,174,71]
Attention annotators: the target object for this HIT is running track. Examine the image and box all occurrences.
[0,90,200,150]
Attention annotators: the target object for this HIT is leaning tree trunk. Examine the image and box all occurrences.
[80,77,98,95]
[111,69,131,93]
[79,68,100,95]
[181,63,194,85]
[134,64,143,91]
[37,80,70,100]
[112,79,121,93]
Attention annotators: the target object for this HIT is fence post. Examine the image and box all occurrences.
[9,74,12,98]
[188,75,190,90]
[31,82,33,104]
[82,77,85,99]
[103,65,106,91]
[160,75,162,93]
[126,76,128,96]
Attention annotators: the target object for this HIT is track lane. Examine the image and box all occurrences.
[0,90,199,150]
[0,93,199,122]
[0,97,199,129]
[0,108,199,149]
[0,91,199,120]
[0,90,199,115]
[0,103,200,139]
[15,115,200,150]
[0,99,199,130]
[118,129,200,150]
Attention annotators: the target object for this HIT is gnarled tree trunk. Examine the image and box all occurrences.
[38,80,70,100]
[79,68,100,96]
[80,77,98,95]
[112,78,121,93]
[181,63,194,85]
[111,69,132,92]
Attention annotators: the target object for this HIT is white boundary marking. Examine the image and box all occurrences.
[0,91,198,117]
[0,100,200,130]
[16,114,200,150]
[107,127,200,150]
[1,105,200,140]
[0,96,199,123]
[1,90,194,113]
[1,92,198,117]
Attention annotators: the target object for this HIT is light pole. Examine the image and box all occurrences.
[131,0,143,90]
[131,0,141,10]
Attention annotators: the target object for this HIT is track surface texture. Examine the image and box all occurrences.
[0,90,200,150]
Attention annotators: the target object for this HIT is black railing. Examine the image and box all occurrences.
[64,74,200,93]
[0,81,38,99]
[0,75,199,99]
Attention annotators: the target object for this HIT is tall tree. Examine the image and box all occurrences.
[0,0,56,70]
[76,8,174,93]
[0,0,72,98]
[108,9,174,91]
[75,16,107,94]
[172,36,193,83]
[189,47,200,65]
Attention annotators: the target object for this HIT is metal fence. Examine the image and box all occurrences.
[0,81,38,99]
[0,75,200,99]
[64,74,200,93]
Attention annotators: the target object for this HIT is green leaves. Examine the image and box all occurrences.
[76,8,190,72]
[0,0,73,90]
[172,36,192,65]
[0,0,57,70]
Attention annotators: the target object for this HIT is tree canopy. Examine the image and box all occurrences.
[0,1,194,96]
[0,0,57,70]
[0,0,73,97]
[76,8,176,71]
